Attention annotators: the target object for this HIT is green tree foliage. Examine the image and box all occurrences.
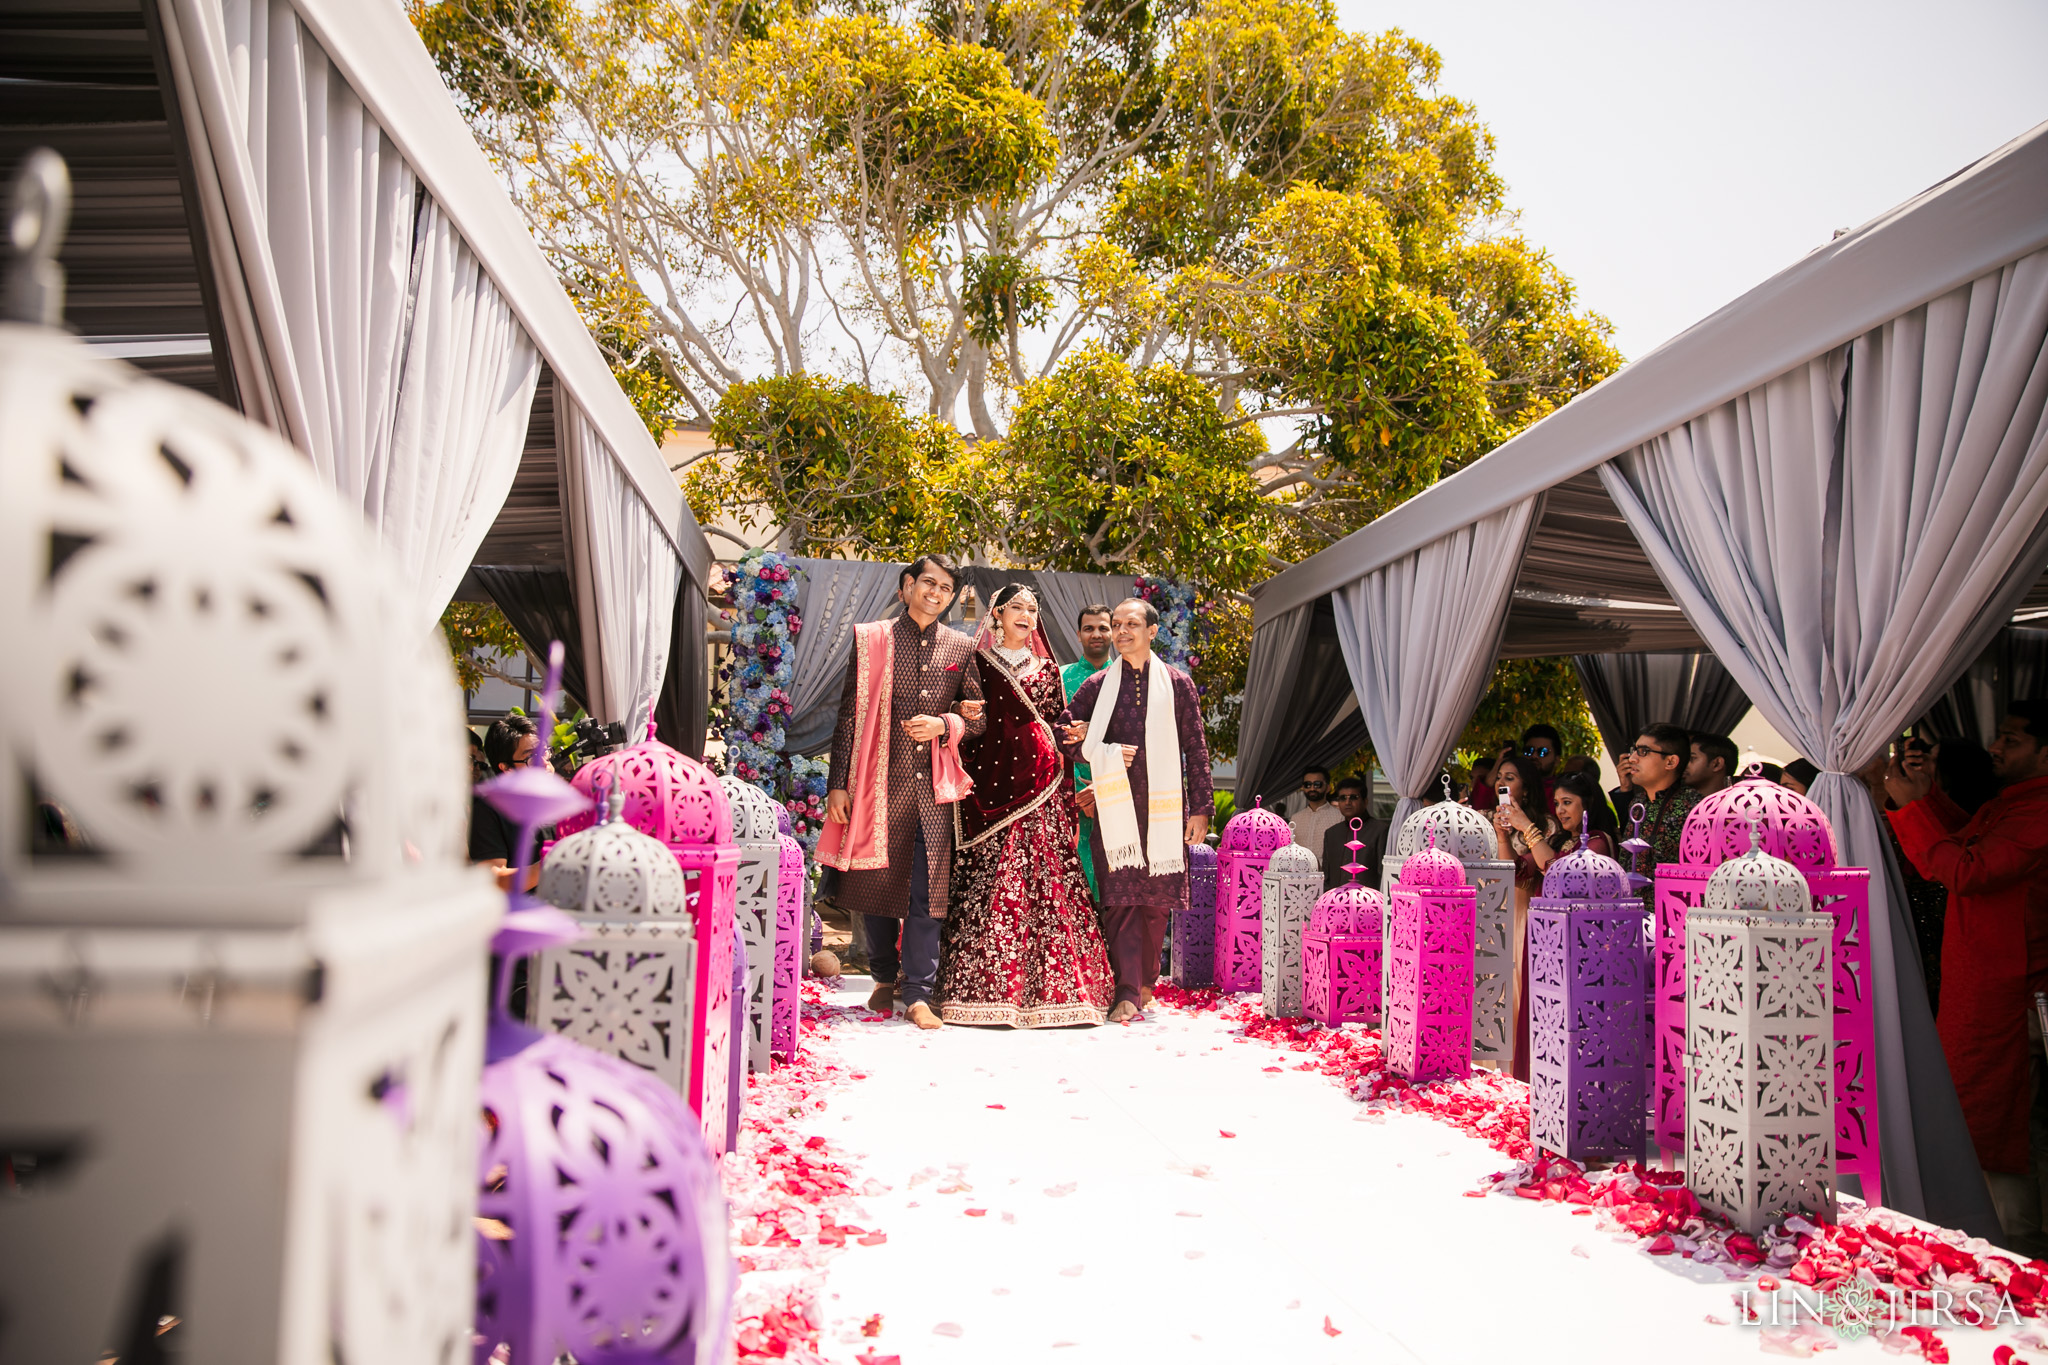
[1000,346,1270,589]
[1455,658,1602,769]
[412,0,1618,548]
[438,602,534,695]
[688,373,994,557]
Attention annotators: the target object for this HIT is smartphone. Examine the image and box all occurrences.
[1497,784,1512,805]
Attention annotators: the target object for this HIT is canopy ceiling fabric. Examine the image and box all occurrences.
[1253,119,2048,628]
[1233,125,2048,1234]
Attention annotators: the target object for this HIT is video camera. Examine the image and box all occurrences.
[568,717,629,760]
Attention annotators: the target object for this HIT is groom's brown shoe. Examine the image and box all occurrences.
[1140,986,1154,1009]
[906,1002,943,1030]
[867,983,895,1014]
[1107,1000,1139,1023]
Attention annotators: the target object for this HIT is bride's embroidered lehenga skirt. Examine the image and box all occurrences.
[937,657,1113,1027]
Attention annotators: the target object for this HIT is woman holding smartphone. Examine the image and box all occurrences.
[1493,753,1561,1080]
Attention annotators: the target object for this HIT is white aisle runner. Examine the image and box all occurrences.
[786,978,1948,1365]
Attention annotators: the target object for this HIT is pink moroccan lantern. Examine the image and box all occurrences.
[1651,777,1876,1202]
[772,831,803,1062]
[1300,822,1385,1027]
[559,728,740,1153]
[1215,798,1292,992]
[1383,839,1477,1084]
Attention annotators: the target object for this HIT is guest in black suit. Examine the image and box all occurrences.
[1321,776,1388,891]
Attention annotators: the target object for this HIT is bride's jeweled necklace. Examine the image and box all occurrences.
[992,642,1040,675]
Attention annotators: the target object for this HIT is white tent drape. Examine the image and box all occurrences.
[157,0,538,628]
[383,200,541,630]
[562,400,684,739]
[1330,499,1540,853]
[1600,247,2048,1229]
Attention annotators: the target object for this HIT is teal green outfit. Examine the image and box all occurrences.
[1061,656,1108,901]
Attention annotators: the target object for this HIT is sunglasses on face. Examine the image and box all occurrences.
[1630,744,1675,759]
[1523,745,1553,758]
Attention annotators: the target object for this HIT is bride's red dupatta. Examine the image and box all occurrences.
[954,622,1066,849]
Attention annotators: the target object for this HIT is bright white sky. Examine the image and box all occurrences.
[1337,0,2048,360]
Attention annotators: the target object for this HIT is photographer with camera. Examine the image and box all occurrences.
[469,715,550,892]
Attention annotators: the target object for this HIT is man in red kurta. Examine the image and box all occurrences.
[1888,704,2048,1237]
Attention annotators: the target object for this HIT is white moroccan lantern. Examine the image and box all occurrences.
[1260,842,1321,1018]
[0,321,494,1363]
[1685,829,1836,1234]
[722,775,783,1074]
[530,790,699,1090]
[1394,800,1515,1065]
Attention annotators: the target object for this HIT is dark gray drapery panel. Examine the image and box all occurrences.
[1571,651,1752,761]
[782,560,907,757]
[654,578,708,759]
[1235,597,1369,807]
[1233,603,1313,809]
[472,564,589,714]
[1025,571,1140,665]
[1921,626,2048,745]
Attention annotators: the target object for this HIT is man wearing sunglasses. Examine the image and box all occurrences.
[1620,722,1700,874]
[1518,723,1563,816]
[1288,766,1343,866]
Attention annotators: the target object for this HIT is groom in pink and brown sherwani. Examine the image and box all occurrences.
[821,554,985,1030]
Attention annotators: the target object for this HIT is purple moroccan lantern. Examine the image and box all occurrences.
[1215,799,1291,992]
[1300,822,1385,1026]
[1172,843,1218,987]
[772,832,804,1061]
[1650,778,1876,1200]
[1383,838,1476,1084]
[557,728,740,1151]
[1528,824,1650,1162]
[476,649,735,1365]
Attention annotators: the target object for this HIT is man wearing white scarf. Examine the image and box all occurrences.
[1056,598,1214,1021]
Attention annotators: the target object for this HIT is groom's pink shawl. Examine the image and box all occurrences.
[818,620,974,872]
[817,620,893,870]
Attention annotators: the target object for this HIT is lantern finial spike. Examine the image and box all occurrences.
[1441,772,1453,803]
[1342,816,1365,884]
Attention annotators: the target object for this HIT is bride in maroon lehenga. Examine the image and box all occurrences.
[937,584,1114,1027]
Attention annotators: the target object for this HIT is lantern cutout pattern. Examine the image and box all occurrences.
[773,831,804,1061]
[720,776,784,1075]
[1685,828,1836,1234]
[1528,831,1651,1162]
[1651,778,1876,1202]
[1300,824,1385,1026]
[0,322,496,1365]
[1383,838,1478,1084]
[531,788,698,1092]
[1170,842,1218,987]
[1259,843,1322,1017]
[556,731,740,1152]
[1394,800,1515,1065]
[1215,799,1292,991]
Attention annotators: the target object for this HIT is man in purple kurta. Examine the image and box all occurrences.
[1057,598,1212,1021]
